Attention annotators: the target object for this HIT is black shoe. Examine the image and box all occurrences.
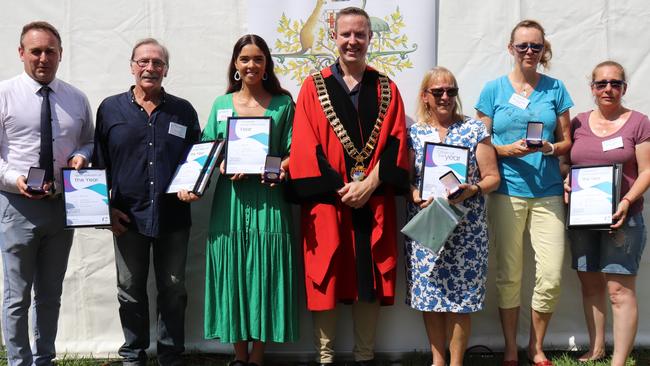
[248,363,261,366]
[158,357,184,366]
[228,361,247,366]
[159,361,184,366]
[354,360,375,366]
[123,361,147,366]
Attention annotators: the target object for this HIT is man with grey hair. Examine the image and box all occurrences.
[0,21,93,366]
[93,38,200,366]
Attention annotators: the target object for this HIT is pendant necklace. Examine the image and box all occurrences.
[600,117,622,134]
[350,117,367,182]
[519,84,528,97]
[594,108,625,135]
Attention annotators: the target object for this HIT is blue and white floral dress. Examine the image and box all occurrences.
[405,117,490,313]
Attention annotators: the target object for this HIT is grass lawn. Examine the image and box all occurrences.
[0,348,647,365]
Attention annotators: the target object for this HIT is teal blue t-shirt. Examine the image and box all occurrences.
[475,74,573,198]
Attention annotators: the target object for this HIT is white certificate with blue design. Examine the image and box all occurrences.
[166,140,224,195]
[62,168,111,228]
[568,164,621,229]
[224,116,271,175]
[419,142,469,201]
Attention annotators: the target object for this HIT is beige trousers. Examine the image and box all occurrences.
[488,193,566,312]
[312,300,380,363]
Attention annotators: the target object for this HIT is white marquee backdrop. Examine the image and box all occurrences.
[437,0,650,348]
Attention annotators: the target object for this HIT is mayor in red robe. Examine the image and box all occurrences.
[289,63,409,311]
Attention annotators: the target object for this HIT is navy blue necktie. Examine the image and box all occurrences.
[39,86,54,183]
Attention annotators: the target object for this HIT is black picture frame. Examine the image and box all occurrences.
[419,142,470,201]
[61,167,112,229]
[224,116,272,175]
[166,140,224,196]
[567,164,622,230]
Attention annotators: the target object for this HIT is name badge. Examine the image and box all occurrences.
[508,93,530,110]
[168,122,187,139]
[421,131,440,144]
[217,109,233,121]
[602,136,623,151]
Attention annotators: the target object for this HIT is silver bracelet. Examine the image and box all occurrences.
[542,143,555,156]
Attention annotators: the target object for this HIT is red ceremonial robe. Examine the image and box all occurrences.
[289,65,408,311]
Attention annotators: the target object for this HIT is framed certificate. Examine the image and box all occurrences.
[166,140,224,196]
[419,142,470,201]
[224,116,271,175]
[62,168,111,229]
[567,164,622,230]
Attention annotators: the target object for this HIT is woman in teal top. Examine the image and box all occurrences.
[475,20,573,366]
[202,34,297,366]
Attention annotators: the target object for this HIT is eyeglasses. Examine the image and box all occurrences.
[426,87,459,98]
[131,58,167,69]
[513,42,544,53]
[592,79,626,90]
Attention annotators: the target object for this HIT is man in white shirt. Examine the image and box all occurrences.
[0,21,93,366]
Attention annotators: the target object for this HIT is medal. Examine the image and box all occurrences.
[311,71,392,184]
[350,164,366,182]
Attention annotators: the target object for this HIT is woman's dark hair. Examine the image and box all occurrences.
[226,34,292,100]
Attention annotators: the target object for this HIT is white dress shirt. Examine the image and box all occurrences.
[0,72,94,194]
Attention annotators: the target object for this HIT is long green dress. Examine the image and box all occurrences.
[202,93,298,343]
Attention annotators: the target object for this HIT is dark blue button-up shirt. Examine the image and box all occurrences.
[331,60,361,108]
[93,87,200,237]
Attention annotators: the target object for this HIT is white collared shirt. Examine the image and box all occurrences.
[0,72,94,193]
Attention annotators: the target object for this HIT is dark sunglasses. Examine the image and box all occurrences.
[592,79,626,90]
[513,42,544,53]
[426,87,459,98]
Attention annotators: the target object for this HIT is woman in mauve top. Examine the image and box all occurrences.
[565,61,650,365]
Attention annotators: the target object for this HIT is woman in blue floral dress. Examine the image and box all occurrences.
[406,67,500,366]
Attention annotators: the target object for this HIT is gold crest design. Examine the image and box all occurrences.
[272,1,417,85]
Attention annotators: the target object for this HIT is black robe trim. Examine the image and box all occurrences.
[324,69,381,301]
[378,136,410,193]
[287,145,344,204]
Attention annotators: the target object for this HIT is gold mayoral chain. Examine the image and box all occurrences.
[312,71,391,182]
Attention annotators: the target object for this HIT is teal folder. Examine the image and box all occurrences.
[401,197,467,255]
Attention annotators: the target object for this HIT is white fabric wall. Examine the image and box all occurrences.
[437,0,650,349]
[0,0,250,357]
[0,0,648,358]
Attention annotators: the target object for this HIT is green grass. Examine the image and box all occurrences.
[0,349,648,365]
[0,351,232,366]
[397,349,650,366]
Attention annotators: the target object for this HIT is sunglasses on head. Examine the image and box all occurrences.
[426,87,459,98]
[592,79,626,90]
[513,42,544,53]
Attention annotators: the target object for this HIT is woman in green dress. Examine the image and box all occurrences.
[202,34,297,366]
